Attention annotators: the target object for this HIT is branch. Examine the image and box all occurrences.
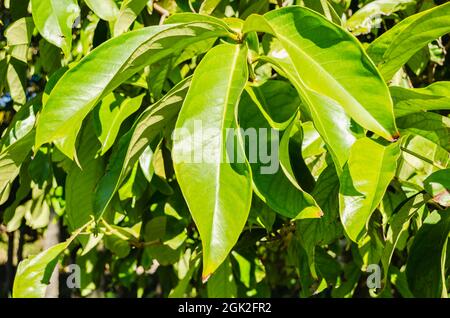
[153,3,170,25]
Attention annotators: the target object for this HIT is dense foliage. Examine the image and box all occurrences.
[0,0,449,298]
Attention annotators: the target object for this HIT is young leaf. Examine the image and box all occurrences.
[172,44,252,279]
[339,138,400,242]
[30,0,80,56]
[406,210,450,298]
[244,7,399,142]
[35,22,232,160]
[367,2,450,80]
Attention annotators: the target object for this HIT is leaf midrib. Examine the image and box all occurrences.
[211,45,242,248]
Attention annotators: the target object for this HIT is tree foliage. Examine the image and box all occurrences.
[0,0,449,298]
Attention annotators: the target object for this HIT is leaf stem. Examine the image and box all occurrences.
[153,3,169,25]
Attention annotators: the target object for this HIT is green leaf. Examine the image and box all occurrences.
[0,98,39,200]
[1,96,40,150]
[244,7,399,142]
[85,0,119,21]
[6,58,27,105]
[397,112,450,152]
[199,0,223,15]
[302,0,341,24]
[66,119,104,245]
[345,0,415,36]
[424,169,450,207]
[406,210,450,298]
[12,231,81,298]
[339,138,400,242]
[238,85,321,219]
[242,80,298,130]
[30,0,80,56]
[169,255,200,298]
[380,193,427,289]
[172,44,252,279]
[207,257,237,298]
[113,0,148,37]
[0,139,33,201]
[35,22,231,160]
[297,165,343,278]
[391,82,450,117]
[165,13,232,30]
[367,2,450,80]
[94,78,191,219]
[94,93,144,155]
[5,17,34,62]
[263,55,359,170]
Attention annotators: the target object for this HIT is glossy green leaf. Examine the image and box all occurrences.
[258,49,358,170]
[279,120,316,193]
[391,82,450,117]
[345,0,415,36]
[238,86,322,219]
[367,2,450,80]
[30,0,80,56]
[94,78,191,219]
[172,44,252,279]
[94,93,144,155]
[85,0,119,21]
[339,138,400,242]
[424,169,450,207]
[12,228,82,298]
[406,210,450,298]
[113,0,148,37]
[35,22,232,160]
[13,241,69,297]
[244,7,399,142]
